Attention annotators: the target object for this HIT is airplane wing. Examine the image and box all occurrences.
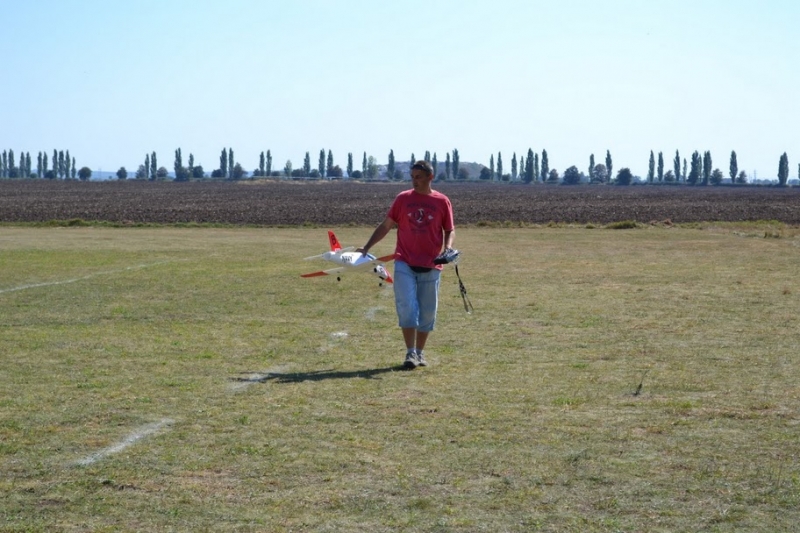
[301,253,396,278]
[350,253,396,267]
[301,267,346,278]
[303,246,357,261]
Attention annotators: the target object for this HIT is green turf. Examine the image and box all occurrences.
[1,224,799,532]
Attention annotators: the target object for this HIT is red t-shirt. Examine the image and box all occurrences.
[387,189,454,269]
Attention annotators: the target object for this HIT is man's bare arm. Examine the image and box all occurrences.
[444,229,455,251]
[358,217,396,255]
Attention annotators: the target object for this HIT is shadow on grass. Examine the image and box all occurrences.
[231,365,407,384]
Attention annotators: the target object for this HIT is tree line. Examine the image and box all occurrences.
[2,147,796,186]
[479,149,795,186]
[1,149,91,180]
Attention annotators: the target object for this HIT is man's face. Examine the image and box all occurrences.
[410,168,432,191]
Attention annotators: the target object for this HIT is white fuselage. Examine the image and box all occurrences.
[323,251,391,282]
[324,251,377,267]
[302,231,395,284]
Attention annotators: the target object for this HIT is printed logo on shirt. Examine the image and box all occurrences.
[408,207,434,226]
[408,203,436,226]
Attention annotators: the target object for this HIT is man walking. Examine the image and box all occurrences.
[358,161,455,369]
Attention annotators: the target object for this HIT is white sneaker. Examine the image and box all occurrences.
[403,351,418,369]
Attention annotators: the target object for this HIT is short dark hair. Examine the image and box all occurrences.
[410,160,433,176]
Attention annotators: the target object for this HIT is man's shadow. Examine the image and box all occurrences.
[231,365,407,384]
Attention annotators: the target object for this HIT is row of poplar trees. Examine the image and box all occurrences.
[1,149,80,179]
[644,150,793,186]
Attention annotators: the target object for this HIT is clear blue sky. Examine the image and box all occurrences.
[2,0,798,179]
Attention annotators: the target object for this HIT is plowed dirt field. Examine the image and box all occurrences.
[1,180,799,225]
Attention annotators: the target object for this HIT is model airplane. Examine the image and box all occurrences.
[301,231,395,285]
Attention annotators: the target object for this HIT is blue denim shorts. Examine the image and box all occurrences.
[393,260,441,332]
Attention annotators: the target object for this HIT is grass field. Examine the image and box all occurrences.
[1,224,800,532]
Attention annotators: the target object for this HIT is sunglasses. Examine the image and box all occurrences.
[411,164,433,174]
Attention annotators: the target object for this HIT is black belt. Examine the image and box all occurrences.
[409,266,433,273]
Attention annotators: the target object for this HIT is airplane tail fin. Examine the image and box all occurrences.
[328,231,342,252]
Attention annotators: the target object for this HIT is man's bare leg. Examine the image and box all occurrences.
[402,327,416,351]
[415,331,429,352]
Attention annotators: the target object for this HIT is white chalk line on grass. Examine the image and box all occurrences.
[232,331,350,390]
[74,418,174,466]
[319,329,352,354]
[228,364,294,392]
[365,306,386,321]
[0,261,172,295]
